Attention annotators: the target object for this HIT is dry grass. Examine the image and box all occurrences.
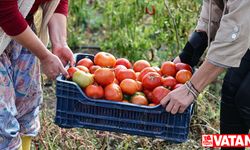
[29,80,222,150]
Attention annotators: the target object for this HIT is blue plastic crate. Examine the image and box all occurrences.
[55,53,193,143]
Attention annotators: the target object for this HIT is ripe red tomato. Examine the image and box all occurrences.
[133,60,151,72]
[143,89,153,102]
[137,67,156,82]
[175,63,192,72]
[131,95,148,106]
[148,103,156,107]
[94,68,115,86]
[105,83,123,101]
[67,67,79,79]
[76,66,90,73]
[85,84,104,99]
[116,69,136,82]
[114,65,127,78]
[173,83,183,89]
[162,76,177,90]
[120,79,138,95]
[113,78,119,84]
[77,58,94,68]
[152,86,170,105]
[142,72,162,90]
[136,81,143,91]
[115,58,132,69]
[161,61,177,77]
[89,65,101,74]
[176,70,192,84]
[122,100,129,103]
[94,52,116,67]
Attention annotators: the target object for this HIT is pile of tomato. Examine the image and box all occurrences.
[67,52,192,106]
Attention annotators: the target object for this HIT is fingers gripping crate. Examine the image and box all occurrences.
[55,53,193,143]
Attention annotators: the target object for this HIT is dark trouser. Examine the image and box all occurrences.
[220,50,250,150]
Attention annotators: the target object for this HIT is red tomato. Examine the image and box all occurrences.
[77,58,94,68]
[142,72,162,90]
[115,58,132,69]
[145,5,156,16]
[114,65,127,78]
[85,84,104,99]
[175,63,192,72]
[143,89,153,102]
[162,76,177,90]
[116,69,136,82]
[136,81,143,91]
[105,83,123,101]
[120,79,138,95]
[152,86,170,105]
[148,103,156,107]
[67,67,79,79]
[89,65,101,74]
[131,95,148,106]
[137,67,156,82]
[94,52,116,67]
[122,100,129,103]
[176,70,192,84]
[113,78,119,84]
[161,61,177,77]
[133,60,151,72]
[94,68,115,86]
[76,66,89,73]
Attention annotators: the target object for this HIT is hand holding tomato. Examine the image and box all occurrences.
[160,84,194,114]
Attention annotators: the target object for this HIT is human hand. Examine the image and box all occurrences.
[52,44,75,67]
[173,56,182,64]
[160,84,195,114]
[40,53,69,80]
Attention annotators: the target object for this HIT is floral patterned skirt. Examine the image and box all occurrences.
[0,40,42,149]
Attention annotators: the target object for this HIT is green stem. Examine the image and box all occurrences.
[164,0,180,52]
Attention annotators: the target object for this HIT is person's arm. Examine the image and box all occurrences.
[48,0,74,66]
[161,0,250,114]
[0,0,68,79]
[174,0,223,66]
[161,60,224,114]
[12,26,69,79]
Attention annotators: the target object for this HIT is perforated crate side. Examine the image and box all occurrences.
[55,53,193,143]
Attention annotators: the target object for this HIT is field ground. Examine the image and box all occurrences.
[30,1,238,149]
[30,78,212,150]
